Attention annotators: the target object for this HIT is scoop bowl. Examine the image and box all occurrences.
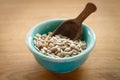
[26,19,96,73]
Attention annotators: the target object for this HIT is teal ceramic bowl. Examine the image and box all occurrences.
[26,19,96,73]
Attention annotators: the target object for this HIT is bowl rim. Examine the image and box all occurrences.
[26,19,96,62]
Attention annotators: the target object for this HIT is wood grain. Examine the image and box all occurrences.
[0,0,120,80]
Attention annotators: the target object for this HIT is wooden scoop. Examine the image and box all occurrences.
[52,2,97,40]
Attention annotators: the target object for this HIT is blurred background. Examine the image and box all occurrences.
[0,0,120,80]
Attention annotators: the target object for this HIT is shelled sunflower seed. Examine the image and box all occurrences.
[34,32,86,58]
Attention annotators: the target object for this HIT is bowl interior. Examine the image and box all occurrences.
[26,19,96,61]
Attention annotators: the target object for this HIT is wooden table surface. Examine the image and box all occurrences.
[0,0,120,80]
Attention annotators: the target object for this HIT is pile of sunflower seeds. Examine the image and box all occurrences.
[34,32,86,58]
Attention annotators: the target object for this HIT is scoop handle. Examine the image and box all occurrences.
[75,2,97,23]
